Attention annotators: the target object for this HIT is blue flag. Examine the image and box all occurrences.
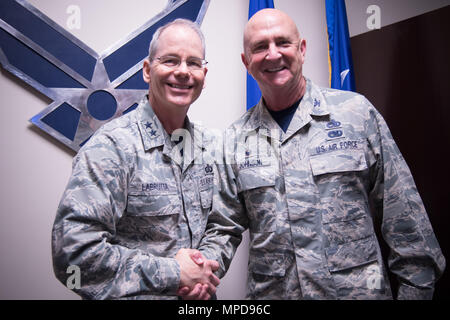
[325,0,355,91]
[246,0,275,110]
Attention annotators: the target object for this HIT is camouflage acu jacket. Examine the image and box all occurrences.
[52,97,216,299]
[199,78,445,300]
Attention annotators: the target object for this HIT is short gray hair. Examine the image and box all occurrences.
[148,18,206,61]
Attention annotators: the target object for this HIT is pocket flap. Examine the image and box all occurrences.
[310,149,367,176]
[250,252,285,277]
[236,159,276,192]
[126,194,181,216]
[326,236,378,273]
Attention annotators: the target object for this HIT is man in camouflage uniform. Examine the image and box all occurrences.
[194,9,445,299]
[52,19,220,299]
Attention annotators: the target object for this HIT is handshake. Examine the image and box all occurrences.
[175,248,220,300]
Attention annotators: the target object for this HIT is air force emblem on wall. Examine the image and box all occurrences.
[0,0,210,151]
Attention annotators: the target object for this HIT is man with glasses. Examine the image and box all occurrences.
[183,9,445,299]
[52,19,219,300]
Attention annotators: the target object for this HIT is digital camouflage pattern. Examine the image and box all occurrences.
[199,78,445,300]
[52,97,216,299]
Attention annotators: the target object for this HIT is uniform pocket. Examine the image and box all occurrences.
[324,215,373,245]
[119,193,181,242]
[309,149,367,176]
[310,148,370,224]
[199,186,213,209]
[236,162,278,232]
[250,252,286,277]
[236,157,276,192]
[247,249,290,299]
[325,236,388,299]
[326,236,378,273]
[126,193,181,216]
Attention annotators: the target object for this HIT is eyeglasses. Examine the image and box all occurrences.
[154,55,208,71]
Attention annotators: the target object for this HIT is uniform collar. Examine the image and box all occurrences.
[243,77,330,141]
[303,77,330,117]
[283,78,330,141]
[136,97,210,170]
[136,97,166,151]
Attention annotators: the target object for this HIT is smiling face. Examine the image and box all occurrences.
[242,9,306,100]
[143,24,207,114]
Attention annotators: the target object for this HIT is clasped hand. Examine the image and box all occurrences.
[175,248,220,300]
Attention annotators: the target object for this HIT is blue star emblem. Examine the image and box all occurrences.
[145,122,153,129]
[313,98,321,107]
[150,129,157,137]
[0,0,210,151]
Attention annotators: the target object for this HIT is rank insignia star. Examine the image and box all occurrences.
[0,0,210,151]
[313,98,321,107]
[145,122,153,129]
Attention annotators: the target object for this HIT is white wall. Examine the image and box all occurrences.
[0,0,446,300]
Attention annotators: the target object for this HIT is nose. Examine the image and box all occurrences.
[174,61,190,77]
[265,43,281,60]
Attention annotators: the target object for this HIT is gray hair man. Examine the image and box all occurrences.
[52,19,219,300]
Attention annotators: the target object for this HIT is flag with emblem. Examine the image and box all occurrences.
[246,0,275,110]
[325,0,355,91]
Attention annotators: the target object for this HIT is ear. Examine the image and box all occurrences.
[242,52,255,78]
[241,52,249,71]
[299,38,307,61]
[143,59,151,84]
[202,67,208,89]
